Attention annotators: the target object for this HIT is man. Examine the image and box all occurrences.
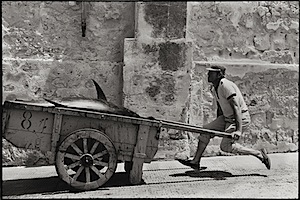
[178,66,271,170]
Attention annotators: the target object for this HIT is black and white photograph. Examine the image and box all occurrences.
[2,1,298,198]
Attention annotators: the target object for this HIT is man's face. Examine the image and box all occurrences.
[208,71,219,83]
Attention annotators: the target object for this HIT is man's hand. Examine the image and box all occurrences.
[231,131,241,140]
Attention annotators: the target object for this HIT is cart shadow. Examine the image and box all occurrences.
[2,170,268,196]
[170,170,268,180]
[2,172,136,196]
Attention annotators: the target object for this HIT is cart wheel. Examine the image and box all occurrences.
[55,128,117,191]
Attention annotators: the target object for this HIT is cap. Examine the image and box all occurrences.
[206,66,226,74]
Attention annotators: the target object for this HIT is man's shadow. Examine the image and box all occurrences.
[170,170,267,181]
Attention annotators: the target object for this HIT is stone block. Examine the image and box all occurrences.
[124,38,192,121]
[136,2,186,42]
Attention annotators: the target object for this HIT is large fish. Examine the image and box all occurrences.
[43,79,140,117]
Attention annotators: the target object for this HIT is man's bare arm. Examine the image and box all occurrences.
[228,95,242,139]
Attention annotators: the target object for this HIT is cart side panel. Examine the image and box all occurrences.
[59,115,139,161]
[3,108,54,152]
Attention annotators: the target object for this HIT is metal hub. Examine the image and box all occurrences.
[80,154,94,167]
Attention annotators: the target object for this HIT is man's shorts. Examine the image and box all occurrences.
[199,111,251,140]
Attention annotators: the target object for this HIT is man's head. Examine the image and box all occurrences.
[206,66,226,83]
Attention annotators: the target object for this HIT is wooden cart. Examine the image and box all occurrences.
[2,100,232,191]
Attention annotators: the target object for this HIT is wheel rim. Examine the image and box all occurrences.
[56,129,117,190]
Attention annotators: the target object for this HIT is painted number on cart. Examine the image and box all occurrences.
[21,111,32,129]
[39,118,48,132]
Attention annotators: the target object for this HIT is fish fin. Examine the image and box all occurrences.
[43,98,66,107]
[92,79,107,101]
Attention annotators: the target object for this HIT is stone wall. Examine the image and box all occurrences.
[2,1,299,166]
[2,1,135,166]
[186,1,299,156]
[2,1,135,105]
[186,1,299,64]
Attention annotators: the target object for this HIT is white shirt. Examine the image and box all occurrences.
[210,78,248,119]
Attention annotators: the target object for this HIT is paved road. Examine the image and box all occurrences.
[2,152,298,198]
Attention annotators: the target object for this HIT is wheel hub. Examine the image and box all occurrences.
[80,154,94,167]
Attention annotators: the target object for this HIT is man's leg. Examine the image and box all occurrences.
[190,116,226,165]
[220,138,261,158]
[220,122,271,169]
[190,135,210,164]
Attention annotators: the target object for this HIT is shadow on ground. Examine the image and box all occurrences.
[2,172,135,196]
[170,170,267,180]
[2,170,267,196]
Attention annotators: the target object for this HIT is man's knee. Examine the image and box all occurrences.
[220,140,233,153]
[198,134,211,144]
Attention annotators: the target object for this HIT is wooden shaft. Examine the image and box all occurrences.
[159,120,232,138]
[156,118,204,129]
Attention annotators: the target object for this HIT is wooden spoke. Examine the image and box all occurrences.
[73,166,84,181]
[90,165,105,179]
[65,153,80,161]
[71,143,83,155]
[93,150,108,159]
[83,138,88,154]
[90,141,99,154]
[85,167,91,183]
[65,161,80,170]
[94,160,108,167]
